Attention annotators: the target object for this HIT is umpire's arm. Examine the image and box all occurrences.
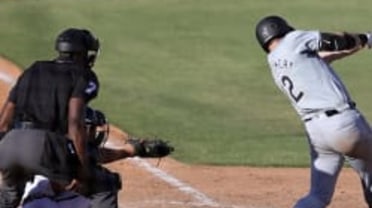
[68,97,89,174]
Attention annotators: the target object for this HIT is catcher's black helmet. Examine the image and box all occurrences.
[85,107,109,147]
[55,28,100,66]
[85,107,107,126]
[255,15,294,52]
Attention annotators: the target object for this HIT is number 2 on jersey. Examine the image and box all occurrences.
[281,76,304,103]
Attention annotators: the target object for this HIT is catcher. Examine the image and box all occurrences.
[20,106,174,208]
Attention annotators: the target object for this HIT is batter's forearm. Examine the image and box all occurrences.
[319,32,367,51]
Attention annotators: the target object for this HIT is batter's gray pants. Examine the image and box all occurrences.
[294,109,372,208]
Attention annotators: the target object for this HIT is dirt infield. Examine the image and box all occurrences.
[0,57,367,208]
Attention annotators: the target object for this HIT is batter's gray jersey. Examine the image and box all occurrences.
[267,30,354,119]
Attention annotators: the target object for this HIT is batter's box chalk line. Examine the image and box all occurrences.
[128,157,247,208]
[0,71,16,85]
[122,199,256,208]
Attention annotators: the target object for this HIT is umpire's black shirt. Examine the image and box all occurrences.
[8,60,99,134]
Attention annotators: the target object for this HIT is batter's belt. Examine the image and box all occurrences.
[303,102,356,123]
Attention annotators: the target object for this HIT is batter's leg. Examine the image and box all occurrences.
[341,113,372,207]
[293,140,344,208]
[346,157,372,207]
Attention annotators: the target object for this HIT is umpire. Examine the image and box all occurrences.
[0,28,100,208]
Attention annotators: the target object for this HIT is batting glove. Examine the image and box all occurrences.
[365,32,372,48]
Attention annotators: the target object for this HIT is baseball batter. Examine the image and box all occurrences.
[255,15,372,208]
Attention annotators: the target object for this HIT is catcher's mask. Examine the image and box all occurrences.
[85,107,109,147]
[55,28,100,67]
[255,15,294,53]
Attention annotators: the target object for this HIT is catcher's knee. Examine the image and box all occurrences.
[82,167,122,195]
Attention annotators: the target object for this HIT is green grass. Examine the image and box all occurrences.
[0,0,371,166]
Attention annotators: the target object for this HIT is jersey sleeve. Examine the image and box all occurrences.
[71,71,99,103]
[291,30,322,52]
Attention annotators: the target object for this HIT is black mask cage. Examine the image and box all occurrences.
[85,107,109,147]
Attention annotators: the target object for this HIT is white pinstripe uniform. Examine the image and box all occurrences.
[267,30,372,208]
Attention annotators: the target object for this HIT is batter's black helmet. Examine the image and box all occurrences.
[255,15,294,52]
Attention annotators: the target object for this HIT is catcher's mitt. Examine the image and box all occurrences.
[127,138,174,158]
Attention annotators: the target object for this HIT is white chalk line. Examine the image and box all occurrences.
[121,199,218,208]
[128,157,221,207]
[121,199,253,208]
[0,71,16,85]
